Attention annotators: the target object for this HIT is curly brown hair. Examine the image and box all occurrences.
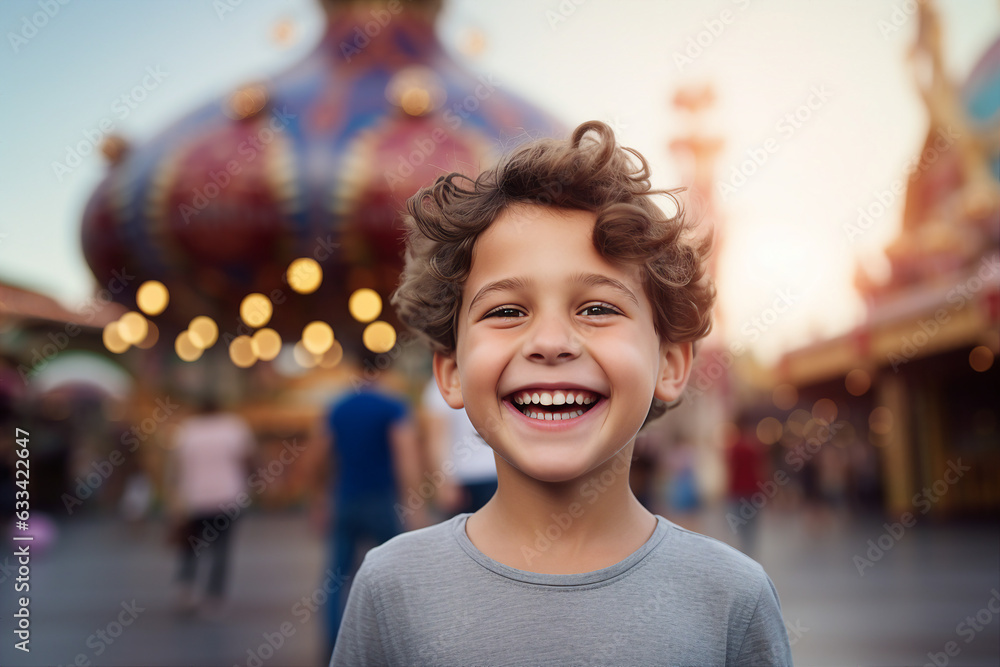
[392,120,715,418]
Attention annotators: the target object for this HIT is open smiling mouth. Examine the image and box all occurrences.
[504,389,605,421]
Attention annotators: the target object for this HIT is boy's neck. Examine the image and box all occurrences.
[465,446,657,575]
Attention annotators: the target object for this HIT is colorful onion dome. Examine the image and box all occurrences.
[81,0,561,351]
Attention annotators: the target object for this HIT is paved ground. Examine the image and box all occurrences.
[698,511,999,667]
[1,509,997,666]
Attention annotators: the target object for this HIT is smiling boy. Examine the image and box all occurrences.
[330,121,793,666]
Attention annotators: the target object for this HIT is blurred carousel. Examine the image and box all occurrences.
[4,0,559,513]
[83,0,557,391]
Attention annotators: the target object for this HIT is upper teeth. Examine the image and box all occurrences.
[513,390,597,406]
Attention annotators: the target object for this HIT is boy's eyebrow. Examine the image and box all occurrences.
[467,273,639,313]
[575,273,639,307]
[468,277,533,313]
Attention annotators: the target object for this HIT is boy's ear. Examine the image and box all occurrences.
[432,350,465,409]
[653,341,693,404]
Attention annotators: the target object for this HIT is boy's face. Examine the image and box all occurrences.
[434,205,692,484]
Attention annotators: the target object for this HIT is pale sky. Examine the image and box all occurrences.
[1,0,997,362]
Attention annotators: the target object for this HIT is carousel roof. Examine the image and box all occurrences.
[82,0,560,364]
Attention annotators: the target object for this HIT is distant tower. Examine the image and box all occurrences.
[670,84,729,400]
[660,84,730,500]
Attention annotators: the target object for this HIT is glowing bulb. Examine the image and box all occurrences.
[363,321,396,353]
[287,257,323,294]
[302,321,334,355]
[117,312,149,345]
[970,346,994,372]
[349,288,382,323]
[240,293,272,328]
[400,88,432,116]
[845,369,871,396]
[136,280,169,316]
[251,328,282,361]
[102,322,130,354]
[229,335,257,368]
[175,331,203,362]
[188,316,219,349]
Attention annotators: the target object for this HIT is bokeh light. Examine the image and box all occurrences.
[229,335,257,368]
[136,280,169,316]
[785,409,811,437]
[349,288,382,323]
[287,257,323,294]
[756,417,783,445]
[271,16,296,45]
[102,321,129,354]
[174,331,203,362]
[969,346,994,372]
[401,88,432,115]
[302,321,334,355]
[869,407,894,435]
[845,369,871,396]
[385,66,445,116]
[117,312,149,345]
[459,26,487,57]
[227,83,268,120]
[812,398,838,424]
[251,328,282,361]
[772,384,798,411]
[240,293,273,328]
[188,316,219,349]
[362,320,396,353]
[803,418,827,441]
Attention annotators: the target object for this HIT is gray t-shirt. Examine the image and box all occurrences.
[331,514,792,666]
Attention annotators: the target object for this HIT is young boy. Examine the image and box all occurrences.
[330,121,793,666]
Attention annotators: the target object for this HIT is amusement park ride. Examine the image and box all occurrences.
[81,0,559,380]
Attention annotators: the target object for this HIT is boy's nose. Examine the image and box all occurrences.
[522,314,581,363]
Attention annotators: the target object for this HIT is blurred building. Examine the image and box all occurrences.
[762,7,999,517]
[0,281,129,512]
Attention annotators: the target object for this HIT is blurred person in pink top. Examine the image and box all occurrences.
[166,398,254,616]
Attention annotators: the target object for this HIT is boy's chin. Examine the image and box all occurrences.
[506,456,611,486]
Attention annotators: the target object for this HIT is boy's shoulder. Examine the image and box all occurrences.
[658,517,766,572]
[652,517,773,601]
[356,515,466,582]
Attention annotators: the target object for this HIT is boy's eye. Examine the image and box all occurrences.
[483,306,525,319]
[579,303,622,317]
